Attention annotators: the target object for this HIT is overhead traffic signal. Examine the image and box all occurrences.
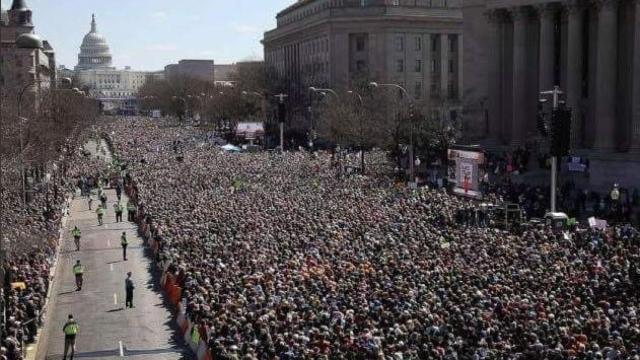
[550,107,571,157]
[537,101,549,136]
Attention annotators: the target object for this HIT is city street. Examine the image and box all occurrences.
[29,140,190,359]
[36,189,189,360]
[2,0,640,359]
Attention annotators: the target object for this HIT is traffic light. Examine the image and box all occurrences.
[408,103,415,119]
[537,102,548,136]
[277,102,286,123]
[550,107,571,157]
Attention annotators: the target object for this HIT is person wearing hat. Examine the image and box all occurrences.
[125,272,135,308]
[63,314,80,360]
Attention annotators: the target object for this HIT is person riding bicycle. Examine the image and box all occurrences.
[71,226,81,251]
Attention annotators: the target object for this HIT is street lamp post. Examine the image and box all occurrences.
[274,94,288,152]
[369,82,415,183]
[309,87,338,150]
[540,85,564,213]
[309,87,339,99]
[347,90,366,173]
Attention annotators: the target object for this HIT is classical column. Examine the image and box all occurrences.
[457,33,463,102]
[486,9,505,142]
[592,0,619,151]
[537,4,556,93]
[632,0,640,151]
[510,7,529,145]
[440,33,450,100]
[565,0,585,148]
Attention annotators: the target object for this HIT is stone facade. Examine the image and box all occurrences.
[165,59,215,83]
[70,15,158,113]
[75,14,113,71]
[214,64,237,82]
[0,0,55,107]
[463,0,640,155]
[263,0,463,121]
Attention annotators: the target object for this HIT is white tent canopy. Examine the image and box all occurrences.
[221,144,241,152]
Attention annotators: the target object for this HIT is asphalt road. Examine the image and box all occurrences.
[36,145,191,359]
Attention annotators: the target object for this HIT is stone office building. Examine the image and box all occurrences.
[0,0,56,108]
[263,0,463,122]
[463,0,640,187]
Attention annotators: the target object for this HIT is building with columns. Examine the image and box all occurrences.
[463,0,640,187]
[263,0,463,124]
[70,14,158,114]
[0,0,56,109]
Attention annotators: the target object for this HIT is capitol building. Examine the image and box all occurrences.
[71,15,161,114]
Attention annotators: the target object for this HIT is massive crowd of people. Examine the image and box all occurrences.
[99,118,640,359]
[1,145,107,360]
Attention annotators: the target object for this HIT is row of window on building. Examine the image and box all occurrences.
[405,79,458,100]
[392,58,456,74]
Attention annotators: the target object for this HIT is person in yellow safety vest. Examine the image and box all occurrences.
[127,200,136,222]
[63,314,79,360]
[114,201,124,223]
[73,260,84,291]
[96,206,105,226]
[121,232,128,261]
[71,226,81,251]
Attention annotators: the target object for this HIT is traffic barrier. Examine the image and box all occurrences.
[183,322,193,348]
[196,340,209,360]
[125,174,209,360]
[203,348,214,360]
[177,313,188,335]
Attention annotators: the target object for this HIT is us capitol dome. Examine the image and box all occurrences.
[75,14,113,70]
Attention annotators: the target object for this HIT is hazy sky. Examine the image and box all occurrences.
[6,0,293,71]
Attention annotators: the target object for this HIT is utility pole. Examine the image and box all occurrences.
[274,94,288,153]
[540,86,563,213]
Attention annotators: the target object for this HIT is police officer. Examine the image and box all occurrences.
[114,201,124,223]
[125,272,135,308]
[73,260,84,291]
[63,314,79,360]
[121,232,128,261]
[115,184,122,201]
[100,192,108,209]
[127,200,136,222]
[96,206,105,226]
[71,226,81,251]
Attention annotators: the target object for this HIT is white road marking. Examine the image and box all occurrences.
[107,240,111,247]
[113,293,118,305]
[110,263,114,272]
[119,341,124,357]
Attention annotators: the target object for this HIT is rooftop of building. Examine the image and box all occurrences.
[276,0,461,18]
